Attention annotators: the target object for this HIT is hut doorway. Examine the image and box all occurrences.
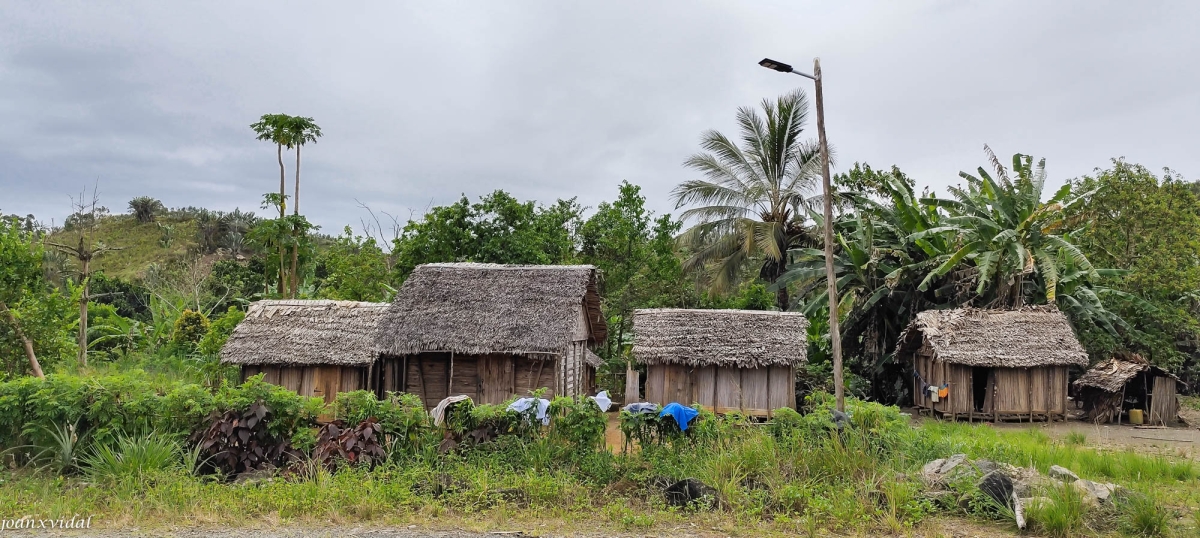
[972,367,991,412]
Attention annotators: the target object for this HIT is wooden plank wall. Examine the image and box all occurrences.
[377,353,564,409]
[241,364,368,404]
[644,364,795,416]
[1149,376,1178,425]
[911,355,1068,420]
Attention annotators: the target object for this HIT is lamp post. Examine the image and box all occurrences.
[759,57,844,413]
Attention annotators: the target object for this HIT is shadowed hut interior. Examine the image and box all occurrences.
[1074,353,1183,425]
[895,307,1088,422]
[374,263,607,408]
[633,309,808,417]
[220,300,390,403]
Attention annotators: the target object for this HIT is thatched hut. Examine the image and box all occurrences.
[374,263,607,408]
[221,300,390,403]
[633,309,808,417]
[1074,354,1183,425]
[895,307,1087,422]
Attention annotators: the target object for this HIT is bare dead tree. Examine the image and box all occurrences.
[46,186,122,368]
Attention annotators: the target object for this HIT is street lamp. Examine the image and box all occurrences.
[759,57,844,413]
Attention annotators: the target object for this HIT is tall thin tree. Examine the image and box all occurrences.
[250,114,293,295]
[284,116,322,298]
[46,187,122,368]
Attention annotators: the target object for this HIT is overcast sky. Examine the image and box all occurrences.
[2,1,1197,233]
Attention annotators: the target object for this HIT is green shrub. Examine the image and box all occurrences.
[548,396,606,453]
[333,390,432,453]
[81,431,182,482]
[171,309,209,347]
[197,306,244,356]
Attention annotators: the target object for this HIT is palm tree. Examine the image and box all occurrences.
[284,116,322,298]
[774,173,948,401]
[250,114,293,295]
[128,196,165,223]
[672,89,824,310]
[910,146,1097,308]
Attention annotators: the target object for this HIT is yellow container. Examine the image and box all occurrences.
[1129,408,1144,425]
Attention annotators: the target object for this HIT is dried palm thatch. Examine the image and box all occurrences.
[375,263,606,356]
[632,308,808,368]
[895,306,1088,368]
[583,347,602,368]
[1074,353,1181,393]
[221,300,390,366]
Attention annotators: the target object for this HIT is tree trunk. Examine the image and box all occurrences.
[276,142,286,296]
[775,285,789,311]
[290,144,301,298]
[78,257,89,368]
[1,302,44,378]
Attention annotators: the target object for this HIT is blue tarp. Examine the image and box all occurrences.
[659,402,700,431]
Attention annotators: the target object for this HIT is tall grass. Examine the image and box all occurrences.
[81,432,183,482]
[0,396,1194,535]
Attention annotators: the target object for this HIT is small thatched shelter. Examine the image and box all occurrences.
[221,300,390,403]
[1074,354,1183,425]
[374,263,607,408]
[633,309,808,417]
[895,307,1087,422]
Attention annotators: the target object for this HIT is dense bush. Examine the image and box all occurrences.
[197,306,244,356]
[171,309,209,347]
[0,372,322,454]
[332,390,431,453]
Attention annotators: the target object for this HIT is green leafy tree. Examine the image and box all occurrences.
[580,182,693,397]
[1068,159,1200,372]
[672,89,824,309]
[390,191,582,283]
[314,227,392,302]
[0,216,73,377]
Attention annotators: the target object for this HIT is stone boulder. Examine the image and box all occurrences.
[1072,479,1116,505]
[922,454,969,486]
[1048,465,1080,482]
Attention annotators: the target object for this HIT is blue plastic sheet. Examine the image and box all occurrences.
[659,402,700,431]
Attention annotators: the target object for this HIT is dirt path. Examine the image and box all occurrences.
[989,419,1200,459]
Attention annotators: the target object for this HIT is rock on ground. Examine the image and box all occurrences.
[1048,465,1079,482]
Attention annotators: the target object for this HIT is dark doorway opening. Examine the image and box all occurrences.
[972,367,990,412]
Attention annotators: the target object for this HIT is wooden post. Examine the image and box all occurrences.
[416,356,428,407]
[448,351,454,395]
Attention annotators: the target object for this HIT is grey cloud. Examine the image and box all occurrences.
[1,1,1198,232]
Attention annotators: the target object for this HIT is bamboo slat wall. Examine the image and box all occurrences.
[241,364,368,404]
[1149,376,1178,425]
[644,364,795,416]
[912,355,1068,421]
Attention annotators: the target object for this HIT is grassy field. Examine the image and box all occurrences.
[1,405,1196,537]
[48,214,199,280]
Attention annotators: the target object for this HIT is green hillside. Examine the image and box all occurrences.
[49,214,200,280]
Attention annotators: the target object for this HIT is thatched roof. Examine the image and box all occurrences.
[632,308,808,368]
[221,300,390,366]
[375,263,607,356]
[895,306,1088,368]
[1074,354,1182,393]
